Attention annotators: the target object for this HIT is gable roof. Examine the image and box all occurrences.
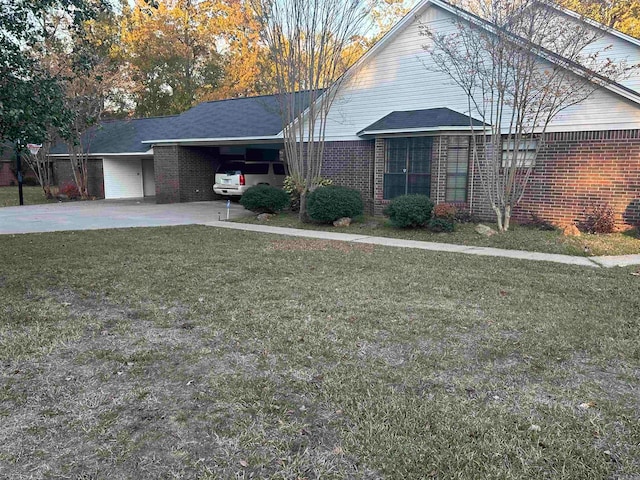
[308,0,640,127]
[358,108,486,136]
[428,0,640,105]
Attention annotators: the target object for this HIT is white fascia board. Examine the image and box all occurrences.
[48,151,153,158]
[359,126,476,136]
[142,135,283,145]
[428,0,640,106]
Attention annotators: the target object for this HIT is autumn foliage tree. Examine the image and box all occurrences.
[559,0,640,39]
[120,0,224,116]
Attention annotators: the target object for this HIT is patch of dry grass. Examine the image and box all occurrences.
[1,226,638,479]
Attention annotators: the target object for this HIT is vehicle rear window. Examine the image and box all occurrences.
[273,163,286,175]
[218,162,243,175]
[242,163,269,174]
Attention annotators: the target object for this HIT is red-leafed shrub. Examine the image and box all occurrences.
[580,204,615,234]
[60,182,80,200]
[432,203,458,219]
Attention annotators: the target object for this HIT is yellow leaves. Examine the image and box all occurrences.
[559,0,640,38]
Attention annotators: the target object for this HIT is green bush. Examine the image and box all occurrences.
[307,185,363,223]
[22,176,39,186]
[239,184,290,213]
[283,175,333,212]
[384,195,434,228]
[428,217,455,232]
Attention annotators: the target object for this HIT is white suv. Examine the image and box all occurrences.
[213,161,287,197]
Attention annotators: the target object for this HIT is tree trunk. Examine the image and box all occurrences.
[493,205,504,232]
[298,190,308,223]
[503,205,512,232]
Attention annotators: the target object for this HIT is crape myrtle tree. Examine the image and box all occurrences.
[250,0,372,221]
[421,0,634,231]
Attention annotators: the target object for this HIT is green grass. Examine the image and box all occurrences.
[236,212,640,256]
[1,226,639,479]
[0,186,55,207]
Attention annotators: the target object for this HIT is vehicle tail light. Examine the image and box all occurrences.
[239,174,245,185]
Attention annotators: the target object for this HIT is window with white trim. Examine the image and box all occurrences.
[502,139,538,168]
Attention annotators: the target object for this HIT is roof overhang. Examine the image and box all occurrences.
[358,126,478,137]
[428,0,640,106]
[142,135,283,146]
[48,150,154,158]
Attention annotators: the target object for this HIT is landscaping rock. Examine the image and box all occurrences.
[562,224,581,236]
[475,223,497,237]
[333,217,352,227]
[256,213,273,221]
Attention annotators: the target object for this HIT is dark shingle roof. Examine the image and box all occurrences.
[51,91,320,154]
[50,115,178,154]
[358,108,485,135]
[152,90,320,141]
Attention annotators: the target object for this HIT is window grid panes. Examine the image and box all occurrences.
[446,137,469,202]
[384,138,432,200]
[502,139,538,167]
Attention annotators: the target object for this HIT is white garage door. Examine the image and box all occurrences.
[103,158,143,199]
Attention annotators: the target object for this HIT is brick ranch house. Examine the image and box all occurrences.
[50,0,640,228]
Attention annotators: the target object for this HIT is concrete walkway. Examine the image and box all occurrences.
[1,200,638,268]
[203,220,640,269]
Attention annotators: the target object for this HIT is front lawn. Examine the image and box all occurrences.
[1,226,638,479]
[236,212,640,256]
[0,186,55,207]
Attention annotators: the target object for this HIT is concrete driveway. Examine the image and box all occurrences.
[0,198,251,235]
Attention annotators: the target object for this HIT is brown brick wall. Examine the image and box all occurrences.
[52,158,104,198]
[320,140,375,213]
[362,130,639,229]
[155,145,221,203]
[512,130,640,228]
[178,147,220,202]
[154,145,181,204]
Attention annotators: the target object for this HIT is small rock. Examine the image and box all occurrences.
[475,224,497,237]
[562,224,581,237]
[257,213,273,221]
[333,217,352,227]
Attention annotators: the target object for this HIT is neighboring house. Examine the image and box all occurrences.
[0,145,17,187]
[50,0,640,228]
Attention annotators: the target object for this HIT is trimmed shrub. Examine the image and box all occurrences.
[428,217,455,232]
[23,176,39,186]
[580,204,616,234]
[432,202,457,220]
[239,184,290,213]
[453,205,477,224]
[384,194,434,228]
[60,182,80,199]
[283,175,333,212]
[307,185,363,223]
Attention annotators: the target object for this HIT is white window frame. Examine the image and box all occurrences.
[502,139,537,168]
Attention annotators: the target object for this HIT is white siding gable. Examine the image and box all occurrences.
[317,1,640,142]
